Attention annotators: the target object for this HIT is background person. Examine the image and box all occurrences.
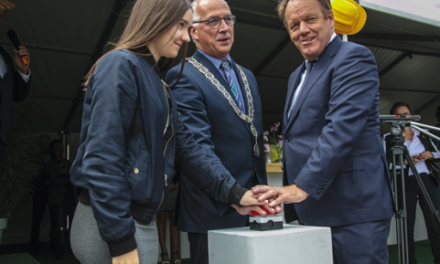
[0,0,31,183]
[165,0,267,263]
[44,139,76,259]
[252,0,393,263]
[69,1,268,263]
[157,172,181,264]
[29,134,51,255]
[383,101,440,264]
[434,105,440,150]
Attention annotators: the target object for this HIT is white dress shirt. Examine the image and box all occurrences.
[287,32,337,119]
[405,128,440,176]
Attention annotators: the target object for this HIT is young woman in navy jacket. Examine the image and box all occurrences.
[69,1,269,263]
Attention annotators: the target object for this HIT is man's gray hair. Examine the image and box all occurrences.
[191,0,200,28]
[191,0,229,28]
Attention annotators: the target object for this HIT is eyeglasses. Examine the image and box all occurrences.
[193,15,236,29]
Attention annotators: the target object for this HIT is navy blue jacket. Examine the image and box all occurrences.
[165,50,267,233]
[71,50,242,256]
[282,36,393,226]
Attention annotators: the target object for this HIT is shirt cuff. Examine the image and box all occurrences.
[18,69,31,83]
[227,183,247,206]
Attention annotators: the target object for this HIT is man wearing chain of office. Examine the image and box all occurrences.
[165,0,267,263]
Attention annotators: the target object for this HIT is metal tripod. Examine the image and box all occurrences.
[384,117,440,264]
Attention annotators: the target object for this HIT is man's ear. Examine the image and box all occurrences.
[190,26,198,41]
[327,10,335,28]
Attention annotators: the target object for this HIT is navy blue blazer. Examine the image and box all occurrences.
[71,50,242,255]
[282,36,393,227]
[166,50,267,233]
[0,45,31,144]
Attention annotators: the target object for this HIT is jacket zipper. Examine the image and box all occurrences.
[153,81,174,221]
[150,191,164,224]
[162,82,174,156]
[163,125,174,157]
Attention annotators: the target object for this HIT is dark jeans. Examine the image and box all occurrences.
[188,232,209,264]
[405,174,440,264]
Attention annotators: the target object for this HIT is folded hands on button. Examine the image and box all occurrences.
[251,184,309,208]
[232,190,284,216]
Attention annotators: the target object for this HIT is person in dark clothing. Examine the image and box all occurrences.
[435,105,440,204]
[434,105,440,150]
[68,1,268,263]
[157,172,180,264]
[44,139,76,259]
[30,169,49,255]
[165,1,268,262]
[30,134,51,255]
[0,0,31,183]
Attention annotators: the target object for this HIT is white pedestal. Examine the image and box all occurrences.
[208,224,333,264]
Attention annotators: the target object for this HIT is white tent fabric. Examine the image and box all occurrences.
[0,0,439,134]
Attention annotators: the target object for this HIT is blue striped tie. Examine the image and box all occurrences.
[221,60,245,113]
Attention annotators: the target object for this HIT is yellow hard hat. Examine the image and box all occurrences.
[331,0,367,35]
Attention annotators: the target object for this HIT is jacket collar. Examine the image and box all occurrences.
[131,47,161,77]
[192,50,231,91]
[284,36,343,133]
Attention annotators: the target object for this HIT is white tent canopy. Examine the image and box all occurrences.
[1,0,439,134]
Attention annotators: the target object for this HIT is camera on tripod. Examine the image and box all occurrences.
[379,115,421,136]
[380,115,421,166]
[380,114,440,264]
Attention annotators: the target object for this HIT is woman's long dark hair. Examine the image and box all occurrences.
[84,0,192,86]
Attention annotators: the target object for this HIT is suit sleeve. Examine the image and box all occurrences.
[0,48,31,102]
[294,46,380,200]
[173,113,245,205]
[80,52,138,254]
[12,68,31,102]
[166,67,247,206]
[430,135,440,160]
